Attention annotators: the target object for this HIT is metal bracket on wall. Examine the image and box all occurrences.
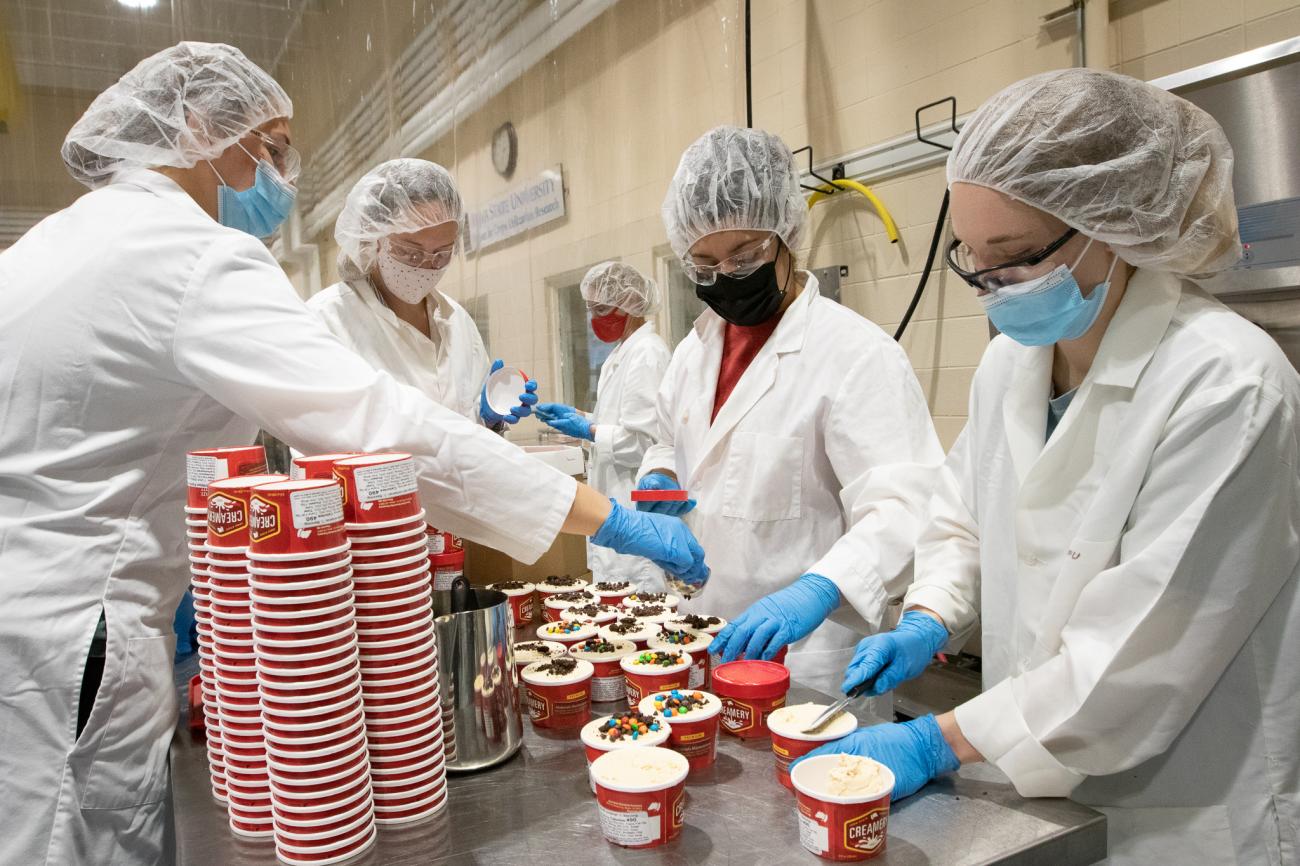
[915,96,960,152]
[792,145,845,195]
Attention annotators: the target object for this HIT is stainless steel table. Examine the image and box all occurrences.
[171,653,1104,866]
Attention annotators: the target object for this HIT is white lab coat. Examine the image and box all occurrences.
[307,278,490,423]
[640,274,944,694]
[0,169,577,865]
[907,270,1300,865]
[585,321,672,590]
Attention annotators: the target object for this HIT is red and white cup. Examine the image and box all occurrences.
[520,659,594,729]
[709,659,791,740]
[767,703,859,791]
[512,640,567,681]
[333,453,421,525]
[580,714,672,793]
[790,754,895,861]
[290,452,361,481]
[590,747,690,849]
[619,651,692,706]
[567,639,637,703]
[639,690,722,772]
[246,478,348,557]
[534,619,598,647]
[597,619,659,650]
[206,473,289,551]
[186,445,267,509]
[648,629,714,689]
[490,582,537,627]
[590,581,634,607]
[428,549,465,592]
[541,591,597,622]
[274,824,377,866]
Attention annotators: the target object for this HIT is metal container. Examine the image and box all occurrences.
[432,587,523,772]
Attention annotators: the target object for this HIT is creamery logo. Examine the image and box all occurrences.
[526,687,548,722]
[248,495,280,543]
[844,806,888,854]
[206,493,246,536]
[720,699,755,733]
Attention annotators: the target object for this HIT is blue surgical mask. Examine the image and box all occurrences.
[979,239,1118,346]
[209,144,296,238]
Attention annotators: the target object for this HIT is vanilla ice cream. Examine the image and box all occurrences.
[825,754,888,798]
[768,703,858,740]
[590,745,689,788]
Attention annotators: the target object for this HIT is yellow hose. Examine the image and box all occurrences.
[806,179,900,244]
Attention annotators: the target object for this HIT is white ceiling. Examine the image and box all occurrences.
[4,0,310,92]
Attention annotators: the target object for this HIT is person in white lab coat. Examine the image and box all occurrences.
[801,69,1300,866]
[310,158,535,428]
[0,42,705,866]
[641,126,944,695]
[535,261,673,591]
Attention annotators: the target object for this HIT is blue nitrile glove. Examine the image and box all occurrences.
[792,715,960,802]
[480,359,539,426]
[711,574,840,662]
[535,402,593,441]
[842,610,948,696]
[634,473,696,517]
[591,501,709,587]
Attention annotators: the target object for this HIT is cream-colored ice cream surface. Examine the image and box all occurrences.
[768,703,858,739]
[638,690,721,722]
[590,745,689,788]
[520,657,594,686]
[826,754,888,798]
[513,640,567,664]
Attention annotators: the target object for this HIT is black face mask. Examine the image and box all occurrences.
[694,259,788,327]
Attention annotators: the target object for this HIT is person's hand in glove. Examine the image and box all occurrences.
[841,610,948,696]
[535,402,593,441]
[590,501,709,587]
[480,359,539,426]
[792,715,960,801]
[634,473,696,517]
[711,574,840,662]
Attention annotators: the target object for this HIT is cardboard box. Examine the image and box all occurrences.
[463,532,591,587]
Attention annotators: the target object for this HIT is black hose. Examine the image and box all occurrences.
[894,188,949,341]
[744,0,753,127]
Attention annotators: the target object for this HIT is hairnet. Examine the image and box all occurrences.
[662,125,807,260]
[334,158,463,281]
[61,42,292,190]
[948,68,1239,275]
[580,261,661,316]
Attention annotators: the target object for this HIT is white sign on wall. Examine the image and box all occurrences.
[466,166,566,252]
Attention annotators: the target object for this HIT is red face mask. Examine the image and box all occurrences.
[590,311,629,343]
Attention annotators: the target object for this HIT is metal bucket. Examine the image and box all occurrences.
[432,587,523,772]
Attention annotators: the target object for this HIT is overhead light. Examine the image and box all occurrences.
[117,0,158,8]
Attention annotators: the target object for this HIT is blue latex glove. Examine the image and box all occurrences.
[591,501,709,587]
[480,359,539,426]
[634,473,696,517]
[842,610,948,696]
[535,402,593,441]
[711,574,840,662]
[793,715,960,801]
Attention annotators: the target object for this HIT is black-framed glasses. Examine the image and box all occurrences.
[946,227,1078,290]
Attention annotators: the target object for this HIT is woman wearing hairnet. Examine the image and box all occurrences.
[643,126,944,697]
[0,42,705,865]
[800,69,1300,865]
[535,262,674,591]
[311,159,537,429]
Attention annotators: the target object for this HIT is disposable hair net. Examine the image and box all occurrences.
[580,261,661,317]
[335,158,463,281]
[663,125,807,260]
[948,68,1239,275]
[62,41,292,190]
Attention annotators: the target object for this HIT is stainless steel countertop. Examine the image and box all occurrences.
[171,654,1104,866]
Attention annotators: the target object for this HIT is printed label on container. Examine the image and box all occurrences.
[248,495,280,543]
[433,566,462,592]
[206,494,246,537]
[624,679,644,705]
[426,533,446,555]
[353,460,418,504]
[519,596,535,622]
[525,688,549,723]
[688,660,705,689]
[721,698,756,734]
[799,805,831,856]
[526,687,588,724]
[674,730,712,758]
[186,455,226,491]
[290,485,344,528]
[845,807,889,856]
[289,463,305,481]
[599,801,661,847]
[591,674,624,703]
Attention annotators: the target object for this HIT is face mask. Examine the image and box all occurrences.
[590,310,629,343]
[695,255,789,327]
[979,239,1118,347]
[209,144,295,239]
[376,249,447,304]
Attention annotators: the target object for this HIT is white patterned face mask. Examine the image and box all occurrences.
[376,241,447,303]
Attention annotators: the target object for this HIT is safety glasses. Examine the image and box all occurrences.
[681,233,779,286]
[946,226,1078,290]
[382,238,456,270]
[586,303,618,318]
[251,131,302,185]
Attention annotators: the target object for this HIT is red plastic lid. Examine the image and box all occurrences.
[710,660,791,700]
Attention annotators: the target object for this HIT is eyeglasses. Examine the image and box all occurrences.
[251,131,301,184]
[586,303,618,318]
[383,238,455,270]
[946,227,1079,290]
[681,233,779,286]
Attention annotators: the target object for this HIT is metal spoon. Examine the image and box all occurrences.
[801,675,876,735]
